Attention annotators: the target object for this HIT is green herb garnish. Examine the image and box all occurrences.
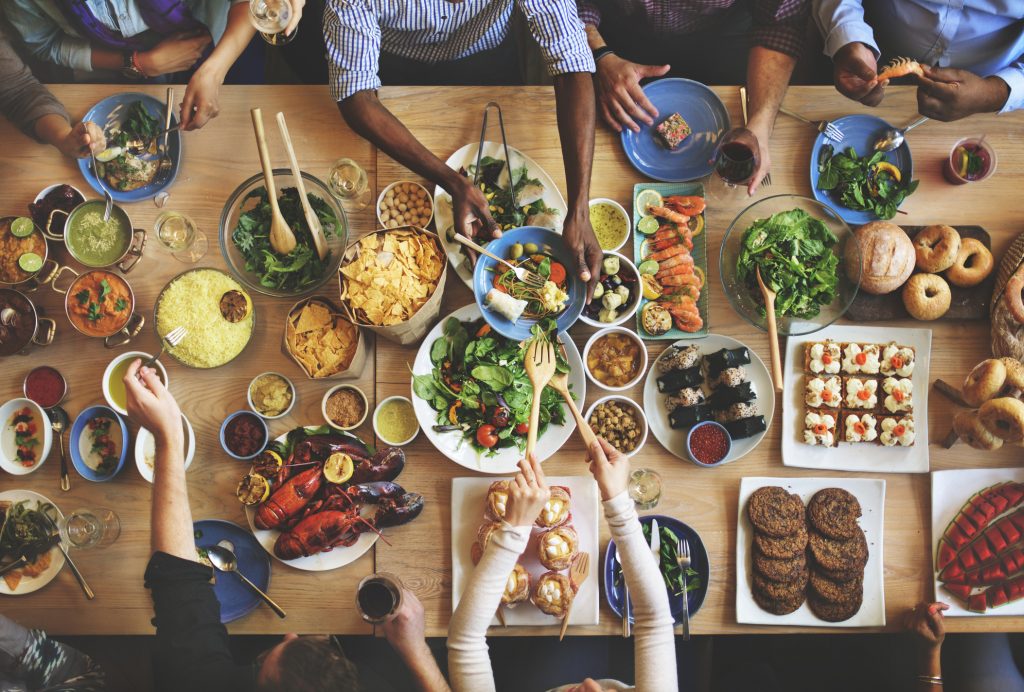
[74,289,90,305]
[86,302,102,322]
[114,298,128,312]
[816,145,919,220]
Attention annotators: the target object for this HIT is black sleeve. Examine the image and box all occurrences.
[144,552,256,692]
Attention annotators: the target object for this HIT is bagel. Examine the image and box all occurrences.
[946,237,994,288]
[914,225,961,273]
[1004,265,1024,325]
[979,397,1024,443]
[962,359,1007,407]
[954,410,1004,451]
[901,273,951,321]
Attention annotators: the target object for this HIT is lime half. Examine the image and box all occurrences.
[18,253,42,273]
[637,260,659,275]
[10,217,34,238]
[635,189,663,215]
[636,215,660,235]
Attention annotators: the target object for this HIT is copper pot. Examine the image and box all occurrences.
[52,266,143,348]
[0,288,55,357]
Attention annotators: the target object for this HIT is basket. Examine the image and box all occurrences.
[282,296,367,380]
[991,231,1024,359]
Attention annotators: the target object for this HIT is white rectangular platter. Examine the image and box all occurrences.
[782,324,932,473]
[736,476,887,627]
[932,468,1024,616]
[451,475,599,626]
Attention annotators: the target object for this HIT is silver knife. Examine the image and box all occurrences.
[43,517,94,600]
[617,551,631,638]
[649,519,661,568]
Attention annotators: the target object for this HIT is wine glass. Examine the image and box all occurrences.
[355,572,404,624]
[59,508,121,549]
[154,210,207,262]
[328,157,371,213]
[628,468,662,510]
[249,0,296,46]
[709,128,760,201]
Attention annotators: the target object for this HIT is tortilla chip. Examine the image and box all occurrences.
[3,570,21,591]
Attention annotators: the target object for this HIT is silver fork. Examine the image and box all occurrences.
[739,87,771,187]
[141,326,187,370]
[779,107,845,143]
[677,535,691,640]
[453,234,545,288]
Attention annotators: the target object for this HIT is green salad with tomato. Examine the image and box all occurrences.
[412,318,571,455]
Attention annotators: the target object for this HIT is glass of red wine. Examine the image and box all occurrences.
[709,128,760,201]
[356,573,404,624]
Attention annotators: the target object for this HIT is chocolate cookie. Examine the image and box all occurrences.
[747,486,806,538]
[754,550,807,584]
[807,488,863,540]
[752,571,808,615]
[809,569,864,605]
[753,587,805,616]
[808,589,863,622]
[808,528,868,574]
[753,524,808,560]
[809,558,863,584]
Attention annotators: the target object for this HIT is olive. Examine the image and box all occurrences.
[609,275,622,287]
[508,243,524,260]
[523,242,539,255]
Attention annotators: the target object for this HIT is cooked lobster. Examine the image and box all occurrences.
[254,466,323,531]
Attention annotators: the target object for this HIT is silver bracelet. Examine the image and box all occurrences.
[916,674,943,685]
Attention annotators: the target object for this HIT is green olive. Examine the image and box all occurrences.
[508,243,524,260]
[523,242,539,255]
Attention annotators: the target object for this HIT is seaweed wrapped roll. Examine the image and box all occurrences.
[669,403,714,429]
[704,347,751,379]
[706,381,756,409]
[722,415,767,439]
[714,402,759,424]
[656,366,703,394]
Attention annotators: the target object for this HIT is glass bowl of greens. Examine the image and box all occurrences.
[719,194,861,336]
[219,170,348,298]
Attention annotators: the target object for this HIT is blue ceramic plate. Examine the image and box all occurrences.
[603,515,709,625]
[77,92,181,203]
[194,519,271,623]
[620,79,730,182]
[809,114,914,225]
[69,406,127,481]
[472,226,585,340]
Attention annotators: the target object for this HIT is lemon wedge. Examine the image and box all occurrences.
[95,147,123,163]
[635,190,663,216]
[873,161,902,182]
[641,274,662,300]
[324,452,354,484]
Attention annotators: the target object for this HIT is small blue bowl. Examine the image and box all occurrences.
[69,406,128,481]
[685,421,732,467]
[219,410,269,461]
[472,226,586,341]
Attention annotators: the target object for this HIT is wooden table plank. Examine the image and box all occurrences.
[374,85,1024,635]
[0,85,377,635]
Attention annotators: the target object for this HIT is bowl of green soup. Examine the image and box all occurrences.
[65,201,146,273]
[102,350,169,416]
[589,198,631,252]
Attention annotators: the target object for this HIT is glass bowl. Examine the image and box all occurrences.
[719,194,860,336]
[219,169,349,298]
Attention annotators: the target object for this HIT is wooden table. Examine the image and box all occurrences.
[1,84,1021,636]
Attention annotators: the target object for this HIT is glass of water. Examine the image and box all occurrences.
[628,469,663,510]
[328,157,371,213]
[60,508,121,549]
[155,210,207,262]
[249,0,296,45]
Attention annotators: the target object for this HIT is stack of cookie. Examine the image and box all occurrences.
[806,488,867,622]
[747,486,809,615]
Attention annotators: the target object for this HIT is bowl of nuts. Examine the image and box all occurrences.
[585,395,648,457]
[377,181,434,230]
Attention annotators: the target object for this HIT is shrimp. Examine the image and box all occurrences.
[647,205,690,226]
[660,296,703,332]
[653,254,695,273]
[659,272,703,288]
[646,244,692,263]
[876,57,924,82]
[664,195,706,216]
[648,232,692,253]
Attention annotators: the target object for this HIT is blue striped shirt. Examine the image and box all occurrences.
[324,0,595,101]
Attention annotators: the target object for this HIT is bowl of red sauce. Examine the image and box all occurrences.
[219,410,268,461]
[686,421,732,467]
[23,366,66,409]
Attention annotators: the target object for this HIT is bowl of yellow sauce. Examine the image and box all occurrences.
[373,396,419,446]
[589,198,631,252]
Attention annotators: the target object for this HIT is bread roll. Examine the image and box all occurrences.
[845,221,915,295]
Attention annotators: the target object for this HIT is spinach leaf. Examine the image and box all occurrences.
[471,365,513,391]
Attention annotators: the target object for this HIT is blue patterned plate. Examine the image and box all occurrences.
[194,519,271,623]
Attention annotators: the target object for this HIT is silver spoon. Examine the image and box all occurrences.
[205,545,286,618]
[50,407,70,492]
[89,151,115,222]
[874,116,929,152]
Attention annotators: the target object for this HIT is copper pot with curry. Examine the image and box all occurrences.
[63,200,146,273]
[0,216,59,291]
[0,288,56,357]
[51,267,143,348]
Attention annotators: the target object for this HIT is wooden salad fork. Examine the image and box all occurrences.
[548,372,597,449]
[524,338,557,458]
[276,111,328,261]
[755,267,784,392]
[560,552,590,640]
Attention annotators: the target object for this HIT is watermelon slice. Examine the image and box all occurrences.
[998,482,1024,506]
[947,523,970,550]
[998,517,1021,545]
[972,539,995,564]
[936,538,958,571]
[942,582,972,603]
[969,592,988,612]
[988,527,1009,553]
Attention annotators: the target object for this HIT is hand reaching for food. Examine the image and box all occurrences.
[904,601,948,650]
[123,359,183,449]
[586,437,631,502]
[594,54,670,133]
[833,42,884,106]
[917,67,1011,122]
[503,454,550,528]
[452,176,499,241]
[58,121,106,159]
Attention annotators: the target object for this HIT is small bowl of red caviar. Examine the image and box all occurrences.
[686,421,732,467]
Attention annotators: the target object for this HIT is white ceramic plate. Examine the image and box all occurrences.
[781,324,931,473]
[0,490,65,595]
[451,475,599,626]
[134,414,196,482]
[411,303,585,474]
[931,468,1024,616]
[0,399,51,476]
[244,430,377,572]
[643,334,774,464]
[736,476,887,627]
[433,142,568,289]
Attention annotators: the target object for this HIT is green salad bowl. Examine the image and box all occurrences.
[219,170,349,298]
[719,194,861,336]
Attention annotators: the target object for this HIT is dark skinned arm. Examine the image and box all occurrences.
[743,45,796,193]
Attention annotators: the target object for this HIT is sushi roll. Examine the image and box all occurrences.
[656,365,703,394]
[707,381,756,409]
[484,289,527,322]
[703,347,751,380]
[664,387,705,412]
[708,366,747,390]
[657,345,701,374]
[714,402,759,424]
[669,403,714,429]
[723,415,767,440]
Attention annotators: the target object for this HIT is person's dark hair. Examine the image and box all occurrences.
[256,636,361,692]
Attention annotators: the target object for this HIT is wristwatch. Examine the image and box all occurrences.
[121,51,145,80]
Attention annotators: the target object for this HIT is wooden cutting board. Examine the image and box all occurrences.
[845,225,995,322]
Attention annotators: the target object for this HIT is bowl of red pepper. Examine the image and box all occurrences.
[219,410,269,461]
[686,421,731,467]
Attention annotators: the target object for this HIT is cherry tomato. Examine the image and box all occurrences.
[476,424,499,448]
[491,406,512,428]
[514,422,529,435]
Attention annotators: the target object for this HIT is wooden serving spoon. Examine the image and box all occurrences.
[524,339,557,458]
[276,111,327,261]
[548,372,597,449]
[756,266,784,393]
[250,107,296,256]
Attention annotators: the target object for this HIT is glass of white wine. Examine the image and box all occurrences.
[155,211,207,263]
[328,157,371,213]
[249,0,296,46]
[59,508,121,549]
[628,468,663,510]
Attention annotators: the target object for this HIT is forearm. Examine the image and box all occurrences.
[745,46,796,136]
[584,24,605,51]
[33,113,72,149]
[399,642,451,692]
[553,72,595,222]
[914,648,942,691]
[90,47,124,72]
[200,3,255,80]
[151,439,197,561]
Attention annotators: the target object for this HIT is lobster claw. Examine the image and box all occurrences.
[375,492,425,528]
[350,481,406,502]
[350,447,405,484]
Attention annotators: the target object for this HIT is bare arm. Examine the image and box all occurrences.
[742,45,796,192]
[180,3,256,130]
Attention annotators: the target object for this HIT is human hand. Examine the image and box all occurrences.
[284,0,305,36]
[136,31,211,77]
[917,67,1010,121]
[729,121,771,195]
[586,437,630,501]
[123,359,183,449]
[904,601,949,651]
[563,210,602,303]
[180,64,222,131]
[381,588,428,660]
[834,42,884,106]
[451,176,500,242]
[504,454,550,528]
[58,121,105,159]
[594,54,670,133]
